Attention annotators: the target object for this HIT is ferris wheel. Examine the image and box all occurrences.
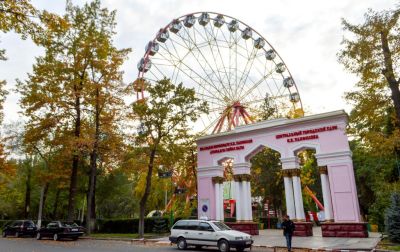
[135,12,304,134]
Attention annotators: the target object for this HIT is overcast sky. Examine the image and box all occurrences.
[0,0,395,125]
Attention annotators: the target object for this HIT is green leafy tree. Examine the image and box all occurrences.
[96,169,137,218]
[385,192,400,242]
[257,95,277,121]
[298,150,321,213]
[250,148,284,216]
[339,4,400,228]
[132,78,207,237]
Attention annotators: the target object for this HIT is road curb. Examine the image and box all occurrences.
[251,246,375,251]
[80,236,133,242]
[81,236,378,251]
[80,236,171,245]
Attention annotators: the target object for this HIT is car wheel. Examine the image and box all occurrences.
[218,239,230,252]
[236,246,244,252]
[36,233,42,240]
[53,233,59,241]
[2,231,6,238]
[72,237,78,241]
[177,237,187,250]
[15,232,20,238]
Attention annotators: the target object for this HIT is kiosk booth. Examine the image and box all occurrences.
[196,110,368,237]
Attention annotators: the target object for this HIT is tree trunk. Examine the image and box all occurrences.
[24,160,32,218]
[86,150,97,234]
[91,175,96,218]
[86,151,97,234]
[67,155,79,221]
[32,147,50,222]
[37,183,49,228]
[53,188,61,219]
[67,85,82,222]
[42,183,49,217]
[380,30,400,126]
[86,86,100,234]
[138,148,157,238]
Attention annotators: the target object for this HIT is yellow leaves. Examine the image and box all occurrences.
[361,128,400,157]
[0,0,38,34]
[340,5,400,163]
[41,11,69,33]
[298,150,317,188]
[287,108,304,119]
[0,144,16,193]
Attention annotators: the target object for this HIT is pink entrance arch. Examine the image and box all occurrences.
[196,110,368,237]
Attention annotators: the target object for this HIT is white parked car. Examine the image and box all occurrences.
[169,219,253,252]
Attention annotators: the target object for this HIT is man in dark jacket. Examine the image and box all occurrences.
[281,215,295,251]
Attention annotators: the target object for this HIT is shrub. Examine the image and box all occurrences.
[385,192,400,242]
[0,220,11,229]
[96,217,170,233]
[224,217,236,223]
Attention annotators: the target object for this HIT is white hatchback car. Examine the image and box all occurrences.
[169,220,253,252]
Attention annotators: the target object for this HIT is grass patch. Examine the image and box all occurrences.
[89,233,168,239]
[382,245,400,251]
[377,238,400,251]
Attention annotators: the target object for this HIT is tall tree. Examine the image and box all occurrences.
[80,0,130,233]
[17,0,130,222]
[339,4,400,228]
[132,79,207,237]
[0,0,38,183]
[339,7,400,135]
[0,69,8,172]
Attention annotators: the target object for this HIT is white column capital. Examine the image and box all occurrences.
[233,162,251,175]
[280,156,300,170]
[315,151,352,166]
[197,165,224,178]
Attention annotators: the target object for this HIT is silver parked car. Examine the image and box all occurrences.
[169,219,253,252]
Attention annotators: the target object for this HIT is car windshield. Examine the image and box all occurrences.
[212,222,231,231]
[60,222,78,227]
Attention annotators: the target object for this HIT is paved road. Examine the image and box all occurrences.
[0,237,270,252]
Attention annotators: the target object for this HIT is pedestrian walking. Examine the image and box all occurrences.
[282,214,295,251]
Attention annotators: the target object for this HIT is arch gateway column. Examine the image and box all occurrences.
[232,162,252,222]
[281,157,306,221]
[281,157,312,236]
[197,165,223,220]
[318,166,334,222]
[197,110,368,237]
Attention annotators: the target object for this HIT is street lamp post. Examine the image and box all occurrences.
[158,166,186,228]
[158,166,173,227]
